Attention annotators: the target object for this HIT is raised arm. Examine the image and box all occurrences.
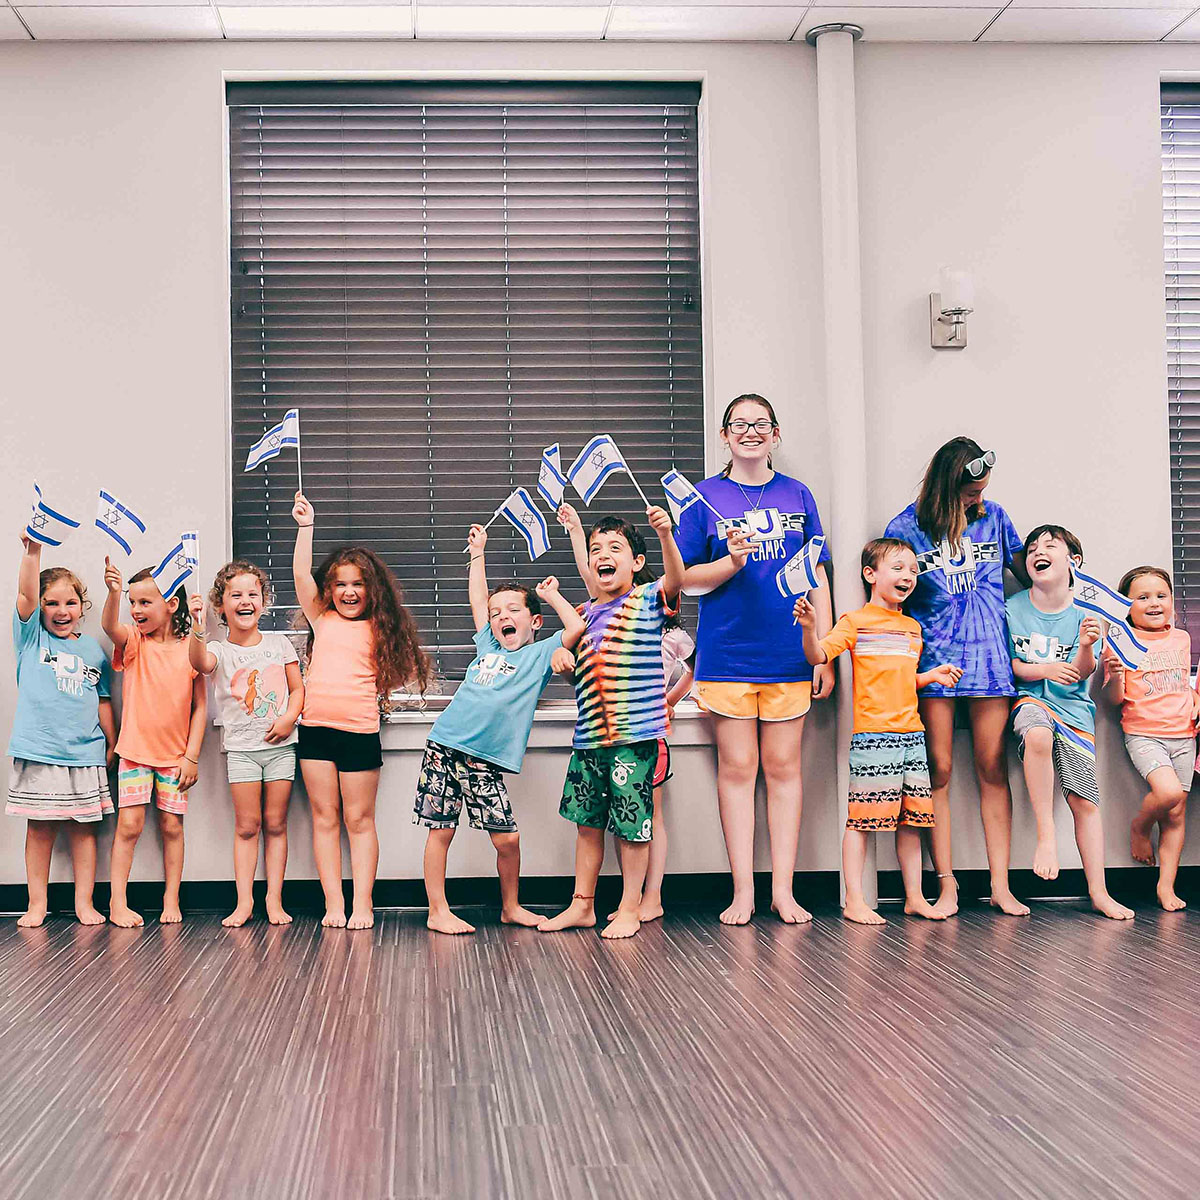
[557,504,597,597]
[292,492,322,626]
[680,528,751,595]
[467,524,490,633]
[16,536,41,621]
[536,576,586,651]
[647,505,685,604]
[101,555,129,651]
[187,594,218,675]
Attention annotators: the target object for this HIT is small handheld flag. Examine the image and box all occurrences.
[661,469,723,525]
[245,408,302,491]
[1105,621,1148,672]
[95,490,147,557]
[567,435,650,508]
[151,538,192,600]
[181,530,200,584]
[497,488,551,561]
[775,535,826,597]
[537,444,569,510]
[26,483,81,548]
[1073,566,1148,671]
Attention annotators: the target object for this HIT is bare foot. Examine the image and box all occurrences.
[989,890,1031,917]
[843,899,886,926]
[222,904,254,928]
[1157,885,1187,912]
[931,878,959,918]
[719,893,755,925]
[321,909,347,928]
[1092,893,1134,920]
[1130,817,1156,866]
[347,909,375,930]
[427,908,476,935]
[75,903,106,926]
[638,900,664,923]
[771,895,813,925]
[500,905,542,928]
[109,904,144,928]
[266,903,292,926]
[159,905,183,925]
[1033,838,1060,881]
[601,909,641,939]
[903,897,947,921]
[17,906,47,928]
[538,898,596,932]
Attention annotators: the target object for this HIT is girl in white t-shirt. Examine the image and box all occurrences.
[189,562,304,927]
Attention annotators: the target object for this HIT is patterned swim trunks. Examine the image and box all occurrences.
[413,740,516,833]
[846,731,933,832]
[559,740,657,843]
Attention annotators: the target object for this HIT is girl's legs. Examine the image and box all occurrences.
[19,820,57,927]
[492,831,540,927]
[1135,764,1191,910]
[1018,725,1060,880]
[969,698,1029,916]
[424,826,474,935]
[760,715,809,923]
[919,698,958,917]
[538,826,604,931]
[339,768,381,930]
[639,786,667,922]
[712,714,760,925]
[897,826,944,919]
[1064,792,1133,920]
[225,781,264,927]
[66,823,104,925]
[841,827,883,925]
[157,809,185,924]
[262,779,292,925]
[605,838,650,940]
[301,759,346,927]
[109,805,148,927]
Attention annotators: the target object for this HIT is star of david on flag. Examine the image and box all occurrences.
[775,535,826,598]
[151,533,197,600]
[497,488,551,560]
[95,490,147,557]
[26,483,81,548]
[537,444,569,510]
[1072,566,1148,670]
[567,435,649,507]
[245,409,302,488]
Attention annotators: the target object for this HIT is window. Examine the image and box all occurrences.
[227,81,705,702]
[1163,86,1200,659]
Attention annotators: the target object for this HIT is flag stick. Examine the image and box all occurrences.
[462,510,502,553]
[627,470,652,509]
[697,494,724,519]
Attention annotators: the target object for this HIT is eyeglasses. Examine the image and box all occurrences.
[964,449,996,479]
[726,419,775,435]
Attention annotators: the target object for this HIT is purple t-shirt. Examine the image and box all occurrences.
[674,473,830,684]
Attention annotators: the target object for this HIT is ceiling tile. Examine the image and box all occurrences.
[1006,0,1192,8]
[416,5,607,35]
[981,7,1187,39]
[1164,9,1200,36]
[220,4,414,33]
[606,5,807,39]
[16,5,222,36]
[808,0,997,8]
[0,6,32,36]
[795,6,995,39]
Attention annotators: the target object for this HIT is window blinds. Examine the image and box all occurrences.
[227,82,705,700]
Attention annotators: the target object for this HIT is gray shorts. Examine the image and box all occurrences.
[1123,734,1197,790]
[1012,703,1099,806]
[226,745,297,785]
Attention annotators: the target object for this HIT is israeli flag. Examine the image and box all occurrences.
[775,535,826,598]
[26,483,81,548]
[245,408,300,472]
[568,435,632,506]
[537,444,569,510]
[1105,621,1148,672]
[661,469,702,523]
[151,538,191,600]
[497,488,551,561]
[181,530,200,578]
[95,490,147,557]
[1073,567,1148,670]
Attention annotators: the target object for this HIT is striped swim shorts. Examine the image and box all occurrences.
[118,759,187,816]
[847,730,934,832]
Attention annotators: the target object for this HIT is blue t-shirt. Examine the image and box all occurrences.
[1005,590,1095,733]
[884,501,1022,697]
[674,473,830,683]
[430,627,564,773]
[8,608,111,767]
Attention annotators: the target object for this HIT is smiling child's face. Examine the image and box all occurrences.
[331,565,367,620]
[865,546,918,609]
[1025,532,1075,588]
[1127,574,1174,632]
[40,580,83,638]
[488,589,541,651]
[128,579,174,636]
[588,530,643,599]
[222,573,264,633]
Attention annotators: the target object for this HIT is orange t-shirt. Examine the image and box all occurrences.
[113,625,198,768]
[1105,625,1196,738]
[301,611,380,734]
[819,604,924,734]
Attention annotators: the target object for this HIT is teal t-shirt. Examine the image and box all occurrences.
[8,608,111,766]
[429,627,564,772]
[1005,590,1095,733]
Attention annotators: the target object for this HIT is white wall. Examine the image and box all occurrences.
[0,36,1195,890]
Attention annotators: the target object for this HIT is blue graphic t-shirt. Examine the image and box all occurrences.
[1005,590,1094,733]
[674,473,830,683]
[883,501,1022,697]
[430,626,564,773]
[8,608,111,766]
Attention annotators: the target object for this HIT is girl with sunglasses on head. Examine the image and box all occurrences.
[674,394,833,926]
[885,437,1027,917]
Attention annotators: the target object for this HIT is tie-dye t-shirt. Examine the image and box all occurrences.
[572,580,678,750]
[884,501,1023,697]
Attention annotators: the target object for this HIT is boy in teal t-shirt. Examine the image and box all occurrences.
[413,523,585,935]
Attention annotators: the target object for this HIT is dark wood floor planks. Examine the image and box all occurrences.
[0,906,1198,1199]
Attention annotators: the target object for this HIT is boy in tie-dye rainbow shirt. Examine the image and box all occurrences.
[538,508,684,941]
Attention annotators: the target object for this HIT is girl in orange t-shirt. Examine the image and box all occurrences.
[291,492,430,929]
[1103,566,1199,912]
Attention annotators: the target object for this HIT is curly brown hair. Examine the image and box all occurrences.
[304,546,431,699]
[129,567,191,639]
[39,567,90,611]
[208,560,274,626]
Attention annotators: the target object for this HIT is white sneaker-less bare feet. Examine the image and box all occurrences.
[427,908,476,935]
[843,899,885,926]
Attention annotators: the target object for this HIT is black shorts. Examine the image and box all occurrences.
[297,723,383,773]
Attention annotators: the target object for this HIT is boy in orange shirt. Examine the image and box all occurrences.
[795,538,961,924]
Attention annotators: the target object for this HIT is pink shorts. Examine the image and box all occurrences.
[118,759,187,816]
[653,739,671,788]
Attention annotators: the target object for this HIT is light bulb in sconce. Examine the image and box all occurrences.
[930,267,974,350]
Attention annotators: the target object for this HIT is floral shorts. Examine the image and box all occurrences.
[559,740,657,843]
[413,741,515,833]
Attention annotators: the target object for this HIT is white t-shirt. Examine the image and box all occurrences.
[208,633,300,752]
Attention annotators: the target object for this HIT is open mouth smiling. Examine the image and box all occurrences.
[1032,556,1052,573]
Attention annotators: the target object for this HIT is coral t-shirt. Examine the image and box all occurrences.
[1105,625,1196,738]
[113,625,198,768]
[301,611,380,734]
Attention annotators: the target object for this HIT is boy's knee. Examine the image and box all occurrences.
[1022,727,1053,756]
[490,831,519,855]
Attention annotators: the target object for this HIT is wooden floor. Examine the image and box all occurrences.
[0,904,1197,1200]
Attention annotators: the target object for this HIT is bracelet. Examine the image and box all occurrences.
[182,754,198,764]
[469,555,484,562]
[191,628,206,640]
[297,521,314,528]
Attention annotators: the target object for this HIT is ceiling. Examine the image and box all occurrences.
[4,0,1200,44]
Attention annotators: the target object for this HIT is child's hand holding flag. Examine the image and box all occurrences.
[792,596,817,629]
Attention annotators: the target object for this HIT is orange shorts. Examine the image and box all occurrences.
[693,680,813,722]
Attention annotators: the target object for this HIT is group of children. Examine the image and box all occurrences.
[6,475,1195,934]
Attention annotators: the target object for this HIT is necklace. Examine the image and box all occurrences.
[731,473,772,512]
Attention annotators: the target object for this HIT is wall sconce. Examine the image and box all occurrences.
[930,267,974,350]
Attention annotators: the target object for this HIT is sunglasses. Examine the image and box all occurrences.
[964,449,996,479]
